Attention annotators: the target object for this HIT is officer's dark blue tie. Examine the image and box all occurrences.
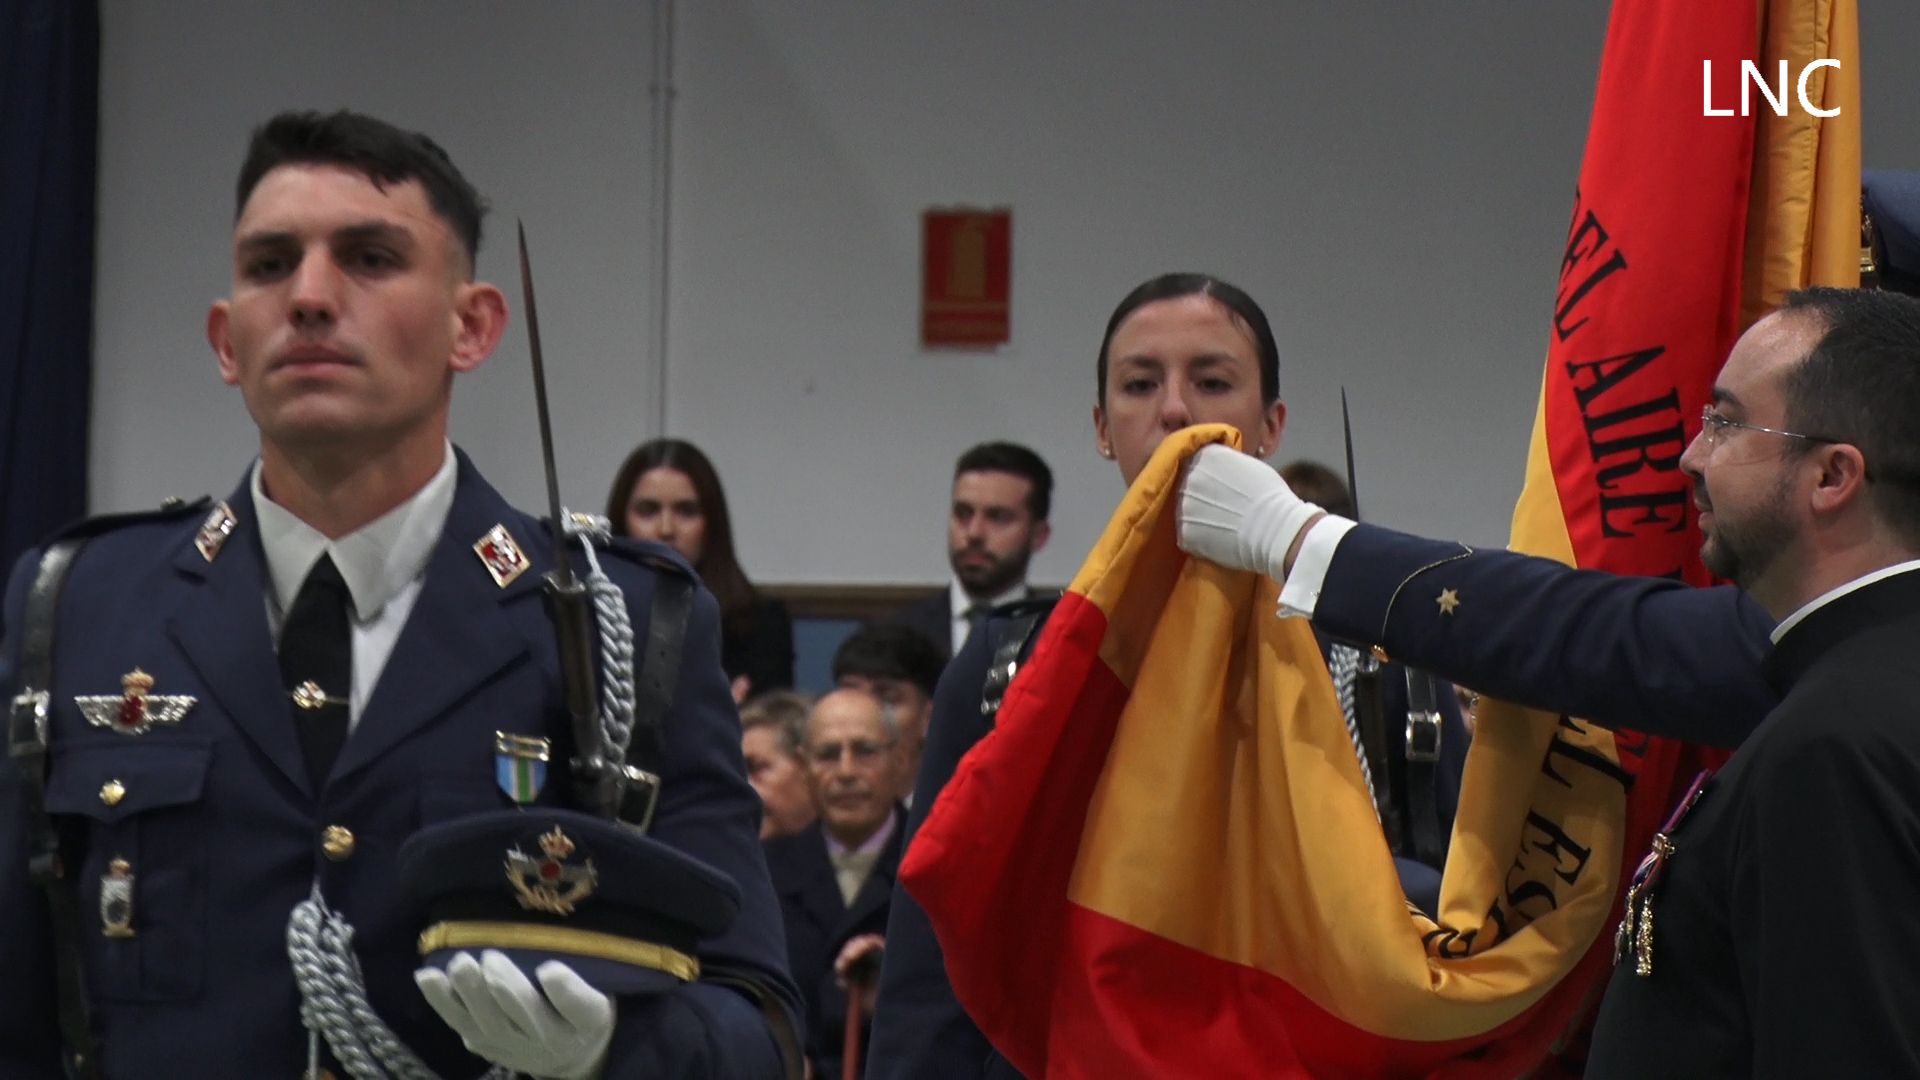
[963,601,992,651]
[280,554,352,790]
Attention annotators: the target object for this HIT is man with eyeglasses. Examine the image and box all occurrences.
[1177,286,1920,1074]
[762,688,911,1077]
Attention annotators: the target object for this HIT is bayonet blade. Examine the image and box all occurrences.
[517,221,575,588]
[1341,386,1362,523]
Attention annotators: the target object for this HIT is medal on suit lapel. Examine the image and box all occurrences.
[75,669,196,735]
[495,732,551,804]
[100,858,136,938]
[1613,768,1711,976]
[505,826,597,916]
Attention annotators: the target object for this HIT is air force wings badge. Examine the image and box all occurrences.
[505,825,597,916]
[75,669,196,736]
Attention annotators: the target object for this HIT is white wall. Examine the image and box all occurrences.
[92,2,1920,587]
[93,0,658,528]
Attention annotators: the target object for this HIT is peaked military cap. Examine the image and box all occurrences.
[399,808,741,995]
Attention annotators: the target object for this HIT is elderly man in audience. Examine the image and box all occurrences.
[740,690,817,841]
[762,688,910,1079]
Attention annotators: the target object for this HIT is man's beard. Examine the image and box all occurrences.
[951,543,1033,598]
[1698,472,1796,591]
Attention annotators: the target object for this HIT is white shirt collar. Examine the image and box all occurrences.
[948,577,1027,619]
[253,443,458,623]
[1770,559,1920,643]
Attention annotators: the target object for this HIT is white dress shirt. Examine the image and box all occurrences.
[949,578,1030,654]
[253,444,458,729]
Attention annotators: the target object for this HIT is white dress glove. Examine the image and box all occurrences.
[1177,444,1323,582]
[415,950,614,1080]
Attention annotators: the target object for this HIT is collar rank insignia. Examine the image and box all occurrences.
[195,501,237,563]
[505,826,597,916]
[76,669,196,736]
[495,732,551,804]
[473,524,530,588]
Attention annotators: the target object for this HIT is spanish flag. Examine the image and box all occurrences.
[901,0,1857,1076]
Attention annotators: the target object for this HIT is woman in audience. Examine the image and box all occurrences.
[606,438,795,702]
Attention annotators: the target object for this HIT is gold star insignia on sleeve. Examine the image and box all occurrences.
[1436,588,1461,616]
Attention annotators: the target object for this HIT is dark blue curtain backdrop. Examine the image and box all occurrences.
[2,0,98,576]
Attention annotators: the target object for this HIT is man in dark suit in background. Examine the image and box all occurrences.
[891,442,1053,658]
[764,688,911,1078]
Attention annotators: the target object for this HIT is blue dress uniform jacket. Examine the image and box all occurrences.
[864,602,1467,1079]
[763,807,905,1078]
[1311,522,1780,747]
[0,452,800,1078]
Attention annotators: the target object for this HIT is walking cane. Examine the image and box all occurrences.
[842,946,883,1080]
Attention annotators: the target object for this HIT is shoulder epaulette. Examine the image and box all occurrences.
[991,593,1060,621]
[600,534,698,581]
[534,512,697,583]
[44,495,212,545]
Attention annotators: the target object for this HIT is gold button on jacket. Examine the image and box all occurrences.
[321,826,355,861]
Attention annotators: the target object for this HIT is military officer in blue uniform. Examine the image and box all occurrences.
[0,110,798,1078]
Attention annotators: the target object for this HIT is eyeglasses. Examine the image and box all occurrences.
[1697,406,1842,449]
[808,739,897,767]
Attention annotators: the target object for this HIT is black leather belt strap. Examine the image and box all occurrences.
[6,539,103,1078]
[1351,658,1402,848]
[979,609,1044,724]
[615,572,690,831]
[1402,669,1446,869]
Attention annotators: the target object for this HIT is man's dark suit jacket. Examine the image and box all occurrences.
[765,806,907,1078]
[889,586,1045,661]
[890,590,955,658]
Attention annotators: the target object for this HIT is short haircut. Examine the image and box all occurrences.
[236,110,488,269]
[953,441,1054,521]
[739,689,811,760]
[1278,460,1357,520]
[1097,272,1282,407]
[1778,286,1920,545]
[832,623,944,697]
